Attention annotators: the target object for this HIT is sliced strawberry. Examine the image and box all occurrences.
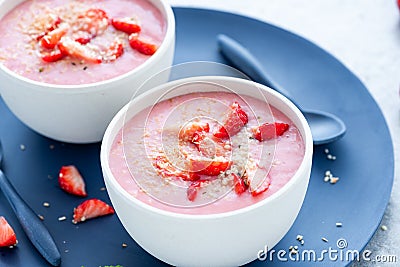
[186,180,210,201]
[76,8,109,36]
[232,173,248,195]
[154,155,200,181]
[188,156,232,176]
[0,217,17,248]
[103,39,124,62]
[58,165,87,197]
[198,159,231,176]
[41,48,66,62]
[249,174,271,196]
[179,121,210,143]
[74,36,91,45]
[111,18,141,34]
[214,102,248,139]
[128,34,158,55]
[40,23,69,49]
[252,122,289,141]
[72,198,114,224]
[58,37,102,64]
[35,14,62,41]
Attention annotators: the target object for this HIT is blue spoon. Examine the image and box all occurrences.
[217,34,346,145]
[0,141,61,266]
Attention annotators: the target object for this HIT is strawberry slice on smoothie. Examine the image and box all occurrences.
[111,18,141,34]
[58,37,102,63]
[252,122,289,141]
[129,34,158,55]
[154,155,200,181]
[40,23,69,49]
[214,102,248,139]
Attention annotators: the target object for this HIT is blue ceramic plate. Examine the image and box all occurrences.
[0,8,393,267]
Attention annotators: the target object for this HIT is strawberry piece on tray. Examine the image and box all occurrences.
[0,216,17,248]
[58,165,87,197]
[72,198,115,224]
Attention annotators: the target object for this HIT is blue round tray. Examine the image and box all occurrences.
[0,7,393,266]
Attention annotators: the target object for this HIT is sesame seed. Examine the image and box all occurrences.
[58,216,67,221]
[49,144,55,150]
[322,237,329,242]
[100,187,106,191]
[38,214,44,221]
[296,235,303,241]
[336,222,343,227]
[43,202,50,207]
[324,148,329,154]
[381,225,388,231]
[122,243,128,248]
[20,144,26,151]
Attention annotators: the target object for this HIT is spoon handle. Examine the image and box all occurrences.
[217,34,300,108]
[0,169,61,266]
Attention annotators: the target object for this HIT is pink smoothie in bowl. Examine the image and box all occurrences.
[109,88,305,214]
[0,0,166,85]
[101,77,313,266]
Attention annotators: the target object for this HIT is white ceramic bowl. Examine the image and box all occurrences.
[101,76,313,266]
[0,0,175,143]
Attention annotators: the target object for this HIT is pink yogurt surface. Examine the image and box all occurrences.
[0,0,166,85]
[109,92,305,215]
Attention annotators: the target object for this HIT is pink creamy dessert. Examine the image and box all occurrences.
[0,0,166,85]
[109,92,305,215]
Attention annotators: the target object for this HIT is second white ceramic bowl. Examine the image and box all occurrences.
[101,76,313,266]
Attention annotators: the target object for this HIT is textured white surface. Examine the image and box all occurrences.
[167,0,400,265]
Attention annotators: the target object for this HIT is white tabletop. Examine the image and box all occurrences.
[167,0,400,265]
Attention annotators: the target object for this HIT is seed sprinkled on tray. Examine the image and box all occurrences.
[324,170,340,184]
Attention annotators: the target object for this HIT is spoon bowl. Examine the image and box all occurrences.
[217,34,346,145]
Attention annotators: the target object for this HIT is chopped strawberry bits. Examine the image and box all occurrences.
[31,6,158,64]
[147,99,298,202]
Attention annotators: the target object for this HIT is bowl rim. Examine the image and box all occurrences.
[100,76,313,220]
[0,0,175,92]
